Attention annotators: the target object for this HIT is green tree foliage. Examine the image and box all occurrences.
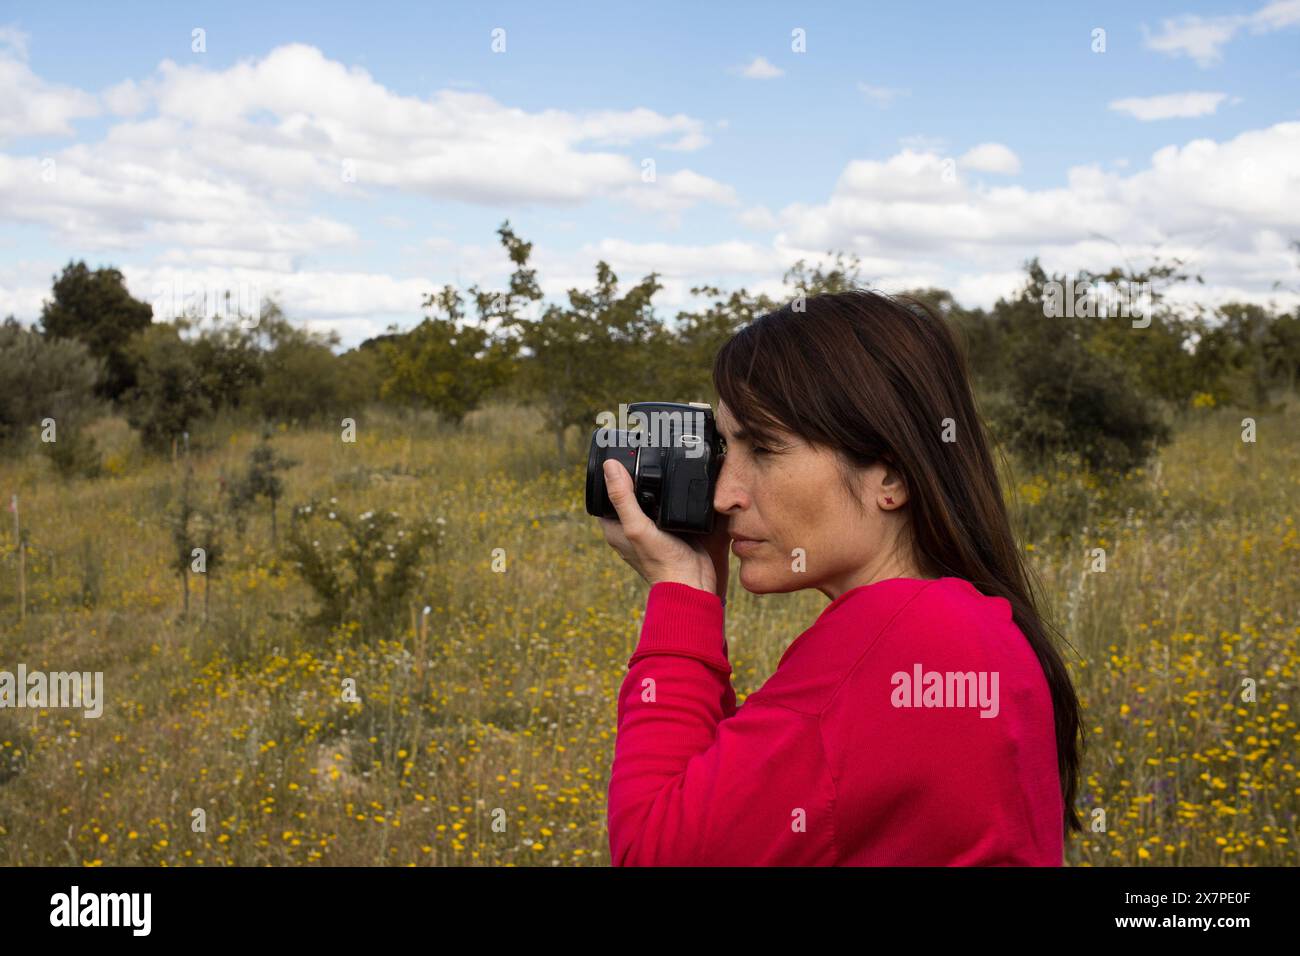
[42,423,104,480]
[336,346,384,408]
[979,260,1171,473]
[659,285,777,402]
[249,303,375,423]
[1072,257,1206,406]
[782,250,872,297]
[226,435,297,545]
[191,315,264,411]
[167,465,219,623]
[485,222,669,463]
[125,321,209,453]
[1196,301,1300,408]
[377,284,515,425]
[25,230,1300,485]
[0,316,103,447]
[1263,308,1300,395]
[39,261,152,402]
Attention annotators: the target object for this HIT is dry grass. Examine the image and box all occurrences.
[0,399,1295,865]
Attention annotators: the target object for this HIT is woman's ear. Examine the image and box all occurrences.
[878,464,908,510]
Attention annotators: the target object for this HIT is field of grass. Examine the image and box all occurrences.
[0,399,1296,865]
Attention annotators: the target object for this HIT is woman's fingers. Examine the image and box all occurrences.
[599,460,708,590]
[599,515,629,553]
[602,459,653,539]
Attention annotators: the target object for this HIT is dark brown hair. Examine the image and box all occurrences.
[712,288,1084,837]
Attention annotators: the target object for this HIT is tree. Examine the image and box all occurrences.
[169,466,200,623]
[490,222,667,463]
[782,250,871,296]
[660,285,778,402]
[1204,301,1300,408]
[0,316,103,447]
[168,465,227,624]
[125,321,209,453]
[39,261,152,402]
[228,435,297,545]
[1073,256,1205,406]
[983,259,1171,473]
[191,315,264,411]
[377,284,516,424]
[248,302,358,424]
[193,508,224,624]
[1263,308,1300,395]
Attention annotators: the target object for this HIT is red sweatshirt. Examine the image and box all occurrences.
[607,576,1064,866]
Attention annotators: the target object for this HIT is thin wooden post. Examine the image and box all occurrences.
[18,541,26,623]
[11,494,23,623]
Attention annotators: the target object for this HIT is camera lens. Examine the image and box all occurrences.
[585,428,643,520]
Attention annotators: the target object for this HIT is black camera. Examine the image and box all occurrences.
[585,401,726,534]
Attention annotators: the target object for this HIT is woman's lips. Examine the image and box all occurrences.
[730,536,764,557]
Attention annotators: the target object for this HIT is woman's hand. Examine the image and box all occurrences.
[598,459,731,601]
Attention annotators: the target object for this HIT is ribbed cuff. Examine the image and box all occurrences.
[629,581,730,673]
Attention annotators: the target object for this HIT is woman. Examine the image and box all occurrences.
[598,289,1082,866]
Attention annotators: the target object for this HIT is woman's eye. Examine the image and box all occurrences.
[752,446,772,455]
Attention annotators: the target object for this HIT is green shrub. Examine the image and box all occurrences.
[282,499,438,637]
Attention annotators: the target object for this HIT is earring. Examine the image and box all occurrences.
[884,496,894,505]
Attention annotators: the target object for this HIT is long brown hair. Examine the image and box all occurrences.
[712,288,1084,836]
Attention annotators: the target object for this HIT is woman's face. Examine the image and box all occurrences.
[712,399,917,601]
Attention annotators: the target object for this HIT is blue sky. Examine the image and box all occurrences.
[1,0,1298,347]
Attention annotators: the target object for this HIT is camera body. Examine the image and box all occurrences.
[585,401,725,534]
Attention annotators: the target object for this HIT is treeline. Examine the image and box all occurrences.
[3,222,1298,477]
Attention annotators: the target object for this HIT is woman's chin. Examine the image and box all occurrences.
[738,559,809,595]
[737,561,776,593]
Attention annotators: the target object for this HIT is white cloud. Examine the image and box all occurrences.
[737,205,778,231]
[737,56,783,79]
[1109,91,1231,120]
[949,270,1031,310]
[616,168,739,212]
[101,79,150,117]
[858,83,908,107]
[1143,0,1300,66]
[0,42,736,263]
[0,25,30,59]
[959,143,1021,175]
[764,122,1300,309]
[0,147,360,264]
[834,150,965,202]
[0,28,99,141]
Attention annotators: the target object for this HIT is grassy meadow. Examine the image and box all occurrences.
[0,399,1296,866]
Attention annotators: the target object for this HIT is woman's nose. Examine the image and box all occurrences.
[713,456,747,512]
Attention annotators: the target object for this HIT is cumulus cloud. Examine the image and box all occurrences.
[0,42,735,269]
[959,143,1021,175]
[736,56,783,79]
[0,27,99,141]
[1109,92,1232,120]
[763,122,1300,308]
[1143,0,1300,66]
[737,205,778,231]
